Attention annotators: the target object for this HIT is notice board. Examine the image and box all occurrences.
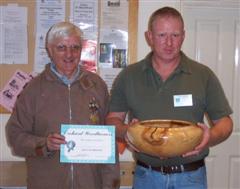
[0,0,138,113]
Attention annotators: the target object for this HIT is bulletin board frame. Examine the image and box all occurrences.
[0,0,138,113]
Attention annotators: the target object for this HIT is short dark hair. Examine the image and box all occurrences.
[148,7,184,31]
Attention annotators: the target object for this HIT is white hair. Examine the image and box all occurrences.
[46,22,83,46]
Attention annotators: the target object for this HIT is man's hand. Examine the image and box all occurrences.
[46,133,66,151]
[182,123,210,157]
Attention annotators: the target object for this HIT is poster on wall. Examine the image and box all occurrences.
[98,0,130,156]
[70,0,98,72]
[99,68,122,92]
[98,0,129,69]
[98,0,129,101]
[0,5,28,64]
[34,0,66,73]
[70,0,98,40]
[0,70,33,112]
[99,43,127,68]
[80,40,97,72]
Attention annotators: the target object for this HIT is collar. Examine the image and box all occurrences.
[50,62,80,85]
[142,51,192,75]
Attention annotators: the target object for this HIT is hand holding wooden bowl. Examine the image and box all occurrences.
[126,119,203,158]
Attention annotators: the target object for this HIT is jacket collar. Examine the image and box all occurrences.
[44,63,96,90]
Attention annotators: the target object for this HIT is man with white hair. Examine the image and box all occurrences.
[6,22,120,189]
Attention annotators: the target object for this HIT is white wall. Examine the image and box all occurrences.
[0,114,23,161]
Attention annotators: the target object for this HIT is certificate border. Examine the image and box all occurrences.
[60,124,116,164]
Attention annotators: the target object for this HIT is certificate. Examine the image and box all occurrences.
[60,124,115,164]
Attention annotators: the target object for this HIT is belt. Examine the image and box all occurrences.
[136,159,205,174]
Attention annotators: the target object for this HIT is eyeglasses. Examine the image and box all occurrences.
[55,44,82,53]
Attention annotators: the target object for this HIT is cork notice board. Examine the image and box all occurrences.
[0,0,138,113]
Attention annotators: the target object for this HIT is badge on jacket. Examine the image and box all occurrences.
[89,97,100,124]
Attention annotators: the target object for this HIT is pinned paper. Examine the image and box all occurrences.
[0,70,33,112]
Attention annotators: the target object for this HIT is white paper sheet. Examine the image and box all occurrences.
[70,0,98,40]
[0,5,28,64]
[98,68,122,92]
[100,0,128,30]
[34,0,65,73]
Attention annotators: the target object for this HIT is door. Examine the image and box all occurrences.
[181,1,240,189]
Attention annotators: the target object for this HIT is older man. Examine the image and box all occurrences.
[6,22,120,189]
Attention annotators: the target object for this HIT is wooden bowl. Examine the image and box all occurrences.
[126,119,203,158]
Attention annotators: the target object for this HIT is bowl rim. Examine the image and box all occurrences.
[132,119,197,128]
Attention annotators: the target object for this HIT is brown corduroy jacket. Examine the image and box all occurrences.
[6,64,120,189]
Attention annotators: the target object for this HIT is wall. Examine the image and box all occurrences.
[0,114,18,161]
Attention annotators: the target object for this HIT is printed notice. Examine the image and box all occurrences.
[0,5,28,64]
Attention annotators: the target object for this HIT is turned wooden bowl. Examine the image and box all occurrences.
[126,119,203,158]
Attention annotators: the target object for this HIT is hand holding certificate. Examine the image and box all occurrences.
[60,124,116,164]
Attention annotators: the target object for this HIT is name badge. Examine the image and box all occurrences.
[173,94,193,107]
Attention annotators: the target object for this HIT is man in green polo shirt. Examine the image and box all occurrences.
[106,6,233,189]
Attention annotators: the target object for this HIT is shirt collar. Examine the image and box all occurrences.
[142,51,192,75]
[50,62,80,85]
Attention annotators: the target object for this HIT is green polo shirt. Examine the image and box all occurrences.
[109,51,232,166]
